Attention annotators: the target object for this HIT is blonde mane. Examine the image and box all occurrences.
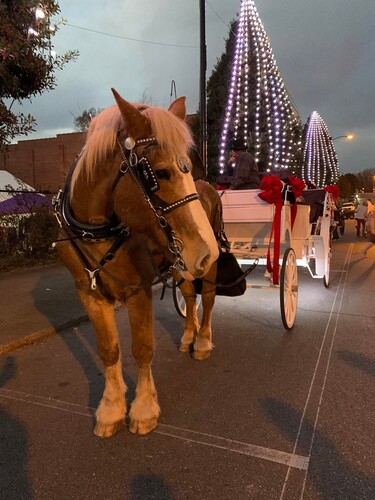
[72,103,194,188]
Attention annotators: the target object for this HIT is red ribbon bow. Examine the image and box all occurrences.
[324,184,340,200]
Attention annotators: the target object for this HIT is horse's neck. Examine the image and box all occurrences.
[71,156,117,225]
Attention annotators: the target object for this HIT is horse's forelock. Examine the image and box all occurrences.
[71,106,122,187]
[72,104,193,190]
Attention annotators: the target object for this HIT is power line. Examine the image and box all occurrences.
[63,22,199,49]
[206,0,237,38]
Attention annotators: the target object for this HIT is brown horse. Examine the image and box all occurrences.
[55,89,218,438]
[175,180,221,360]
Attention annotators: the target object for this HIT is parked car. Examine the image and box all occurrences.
[341,202,356,219]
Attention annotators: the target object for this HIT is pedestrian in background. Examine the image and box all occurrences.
[365,198,375,235]
[359,211,375,256]
[354,202,367,237]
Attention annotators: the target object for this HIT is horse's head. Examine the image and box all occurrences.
[110,89,218,279]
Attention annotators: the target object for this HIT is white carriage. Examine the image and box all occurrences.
[172,185,335,330]
[218,187,335,329]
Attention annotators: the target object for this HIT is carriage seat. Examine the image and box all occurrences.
[220,189,286,257]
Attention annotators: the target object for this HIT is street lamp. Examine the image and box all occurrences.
[332,134,354,141]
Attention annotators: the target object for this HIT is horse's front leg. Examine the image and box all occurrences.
[127,289,160,435]
[78,290,126,438]
[179,279,200,353]
[192,262,217,360]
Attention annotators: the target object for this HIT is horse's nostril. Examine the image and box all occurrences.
[197,253,211,273]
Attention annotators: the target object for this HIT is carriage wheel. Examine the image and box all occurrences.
[172,280,202,318]
[279,248,298,330]
[323,245,331,288]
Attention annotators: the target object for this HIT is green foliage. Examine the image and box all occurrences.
[23,208,59,257]
[356,168,375,192]
[206,20,236,182]
[338,173,358,199]
[73,107,102,132]
[0,0,78,148]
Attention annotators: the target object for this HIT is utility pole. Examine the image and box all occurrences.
[199,0,207,177]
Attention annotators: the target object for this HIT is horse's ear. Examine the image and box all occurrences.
[168,96,186,121]
[111,88,150,137]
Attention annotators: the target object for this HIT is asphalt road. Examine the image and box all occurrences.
[0,220,374,499]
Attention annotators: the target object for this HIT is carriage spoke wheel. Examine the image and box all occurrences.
[279,248,298,330]
[172,280,202,318]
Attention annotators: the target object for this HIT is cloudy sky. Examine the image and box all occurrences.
[13,0,375,174]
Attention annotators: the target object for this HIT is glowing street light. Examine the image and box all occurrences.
[332,134,354,141]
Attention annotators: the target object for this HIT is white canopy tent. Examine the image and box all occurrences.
[0,171,35,201]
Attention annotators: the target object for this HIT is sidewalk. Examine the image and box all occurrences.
[0,263,87,354]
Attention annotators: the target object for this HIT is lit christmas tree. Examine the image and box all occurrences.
[303,111,340,188]
[218,0,302,176]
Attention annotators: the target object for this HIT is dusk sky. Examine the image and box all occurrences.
[13,0,375,174]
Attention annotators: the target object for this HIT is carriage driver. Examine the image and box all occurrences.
[228,139,260,190]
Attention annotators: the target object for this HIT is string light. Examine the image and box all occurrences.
[218,0,302,174]
[303,111,340,187]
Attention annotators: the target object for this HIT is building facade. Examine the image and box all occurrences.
[0,132,86,193]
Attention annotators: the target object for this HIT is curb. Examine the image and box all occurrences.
[0,315,89,356]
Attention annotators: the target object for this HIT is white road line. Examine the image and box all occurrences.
[299,244,353,499]
[279,243,354,500]
[0,387,308,471]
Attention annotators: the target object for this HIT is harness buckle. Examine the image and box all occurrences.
[82,231,95,240]
[53,190,63,228]
[119,160,129,175]
[129,151,138,167]
[85,268,99,290]
[158,216,168,228]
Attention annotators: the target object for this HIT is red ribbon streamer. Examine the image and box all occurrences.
[258,176,283,285]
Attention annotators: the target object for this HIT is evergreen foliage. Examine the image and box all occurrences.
[206,11,303,183]
[206,20,236,181]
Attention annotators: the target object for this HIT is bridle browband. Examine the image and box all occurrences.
[53,131,200,293]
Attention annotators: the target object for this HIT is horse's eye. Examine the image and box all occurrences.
[155,169,171,180]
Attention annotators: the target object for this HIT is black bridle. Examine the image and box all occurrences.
[53,132,200,292]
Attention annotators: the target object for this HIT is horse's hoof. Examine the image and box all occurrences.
[192,349,211,361]
[94,419,125,438]
[179,342,192,353]
[129,417,158,435]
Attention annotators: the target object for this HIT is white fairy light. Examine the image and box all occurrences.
[35,7,45,20]
[28,27,39,37]
[303,111,339,187]
[218,0,301,174]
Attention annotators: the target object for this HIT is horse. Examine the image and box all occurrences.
[54,88,219,438]
[174,180,221,360]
